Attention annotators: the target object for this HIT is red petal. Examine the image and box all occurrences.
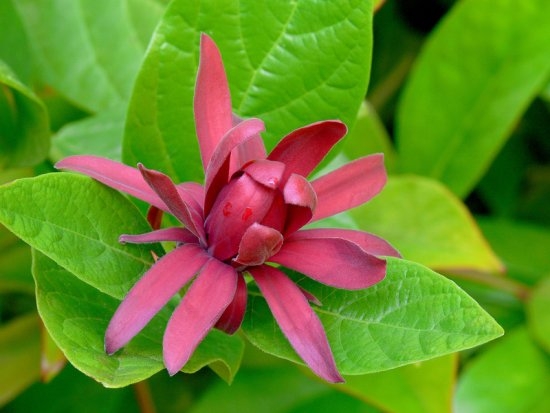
[163,258,238,375]
[195,34,234,170]
[229,133,267,177]
[147,206,164,230]
[311,154,387,222]
[249,265,343,383]
[288,228,401,258]
[205,173,275,261]
[215,274,248,334]
[119,228,197,245]
[104,244,209,354]
[234,223,283,267]
[55,155,166,210]
[267,120,347,183]
[270,237,386,289]
[243,159,285,189]
[283,174,316,235]
[139,165,206,245]
[204,118,266,216]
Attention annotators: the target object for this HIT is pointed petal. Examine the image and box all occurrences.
[163,259,237,375]
[195,34,234,170]
[177,182,205,211]
[105,244,209,354]
[288,228,401,258]
[234,223,283,267]
[311,154,387,222]
[215,274,247,334]
[55,155,166,210]
[283,174,317,235]
[119,227,198,245]
[139,165,206,245]
[267,120,347,183]
[229,133,267,177]
[249,265,343,383]
[204,118,265,215]
[270,237,386,289]
[147,206,164,230]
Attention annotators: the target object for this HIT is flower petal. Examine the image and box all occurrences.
[249,265,343,383]
[215,274,247,334]
[234,223,283,267]
[283,174,317,235]
[55,155,166,210]
[105,244,209,354]
[267,120,347,183]
[139,165,206,245]
[147,206,164,230]
[243,159,285,189]
[270,237,386,289]
[119,227,197,245]
[195,34,234,170]
[311,154,387,222]
[204,118,266,216]
[163,258,238,375]
[288,228,401,258]
[206,173,275,261]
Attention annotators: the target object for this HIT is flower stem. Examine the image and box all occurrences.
[133,380,157,413]
[448,270,531,302]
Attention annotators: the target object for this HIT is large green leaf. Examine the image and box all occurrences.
[351,176,503,273]
[0,61,49,169]
[0,313,41,406]
[0,173,159,299]
[242,258,503,375]
[527,278,550,353]
[396,0,550,197]
[124,0,374,182]
[342,354,456,413]
[454,328,550,413]
[0,0,33,82]
[14,0,165,112]
[33,251,244,387]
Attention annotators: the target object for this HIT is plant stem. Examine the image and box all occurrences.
[133,380,157,413]
[448,270,531,302]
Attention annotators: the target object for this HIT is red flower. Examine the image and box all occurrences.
[56,34,399,383]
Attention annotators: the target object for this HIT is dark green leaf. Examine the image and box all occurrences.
[124,0,374,182]
[396,0,550,197]
[0,0,33,82]
[527,278,550,353]
[0,61,49,169]
[243,258,503,375]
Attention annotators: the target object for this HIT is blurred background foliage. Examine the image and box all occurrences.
[0,0,549,412]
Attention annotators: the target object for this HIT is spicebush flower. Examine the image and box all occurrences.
[56,34,399,383]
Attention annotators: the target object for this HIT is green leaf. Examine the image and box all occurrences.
[33,250,244,387]
[351,176,504,273]
[454,328,550,413]
[0,173,159,299]
[243,258,503,375]
[0,227,33,294]
[0,313,41,407]
[478,218,550,285]
[124,0,374,182]
[0,60,49,169]
[50,106,126,162]
[0,0,33,82]
[527,278,550,353]
[396,0,550,197]
[342,354,456,413]
[14,0,165,112]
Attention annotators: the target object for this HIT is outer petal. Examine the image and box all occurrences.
[119,227,198,245]
[215,274,247,334]
[234,223,283,267]
[105,244,209,354]
[267,120,347,183]
[204,118,266,215]
[270,237,386,289]
[139,165,206,245]
[288,228,401,258]
[195,34,234,170]
[249,265,343,383]
[311,154,387,222]
[163,258,238,375]
[55,155,166,210]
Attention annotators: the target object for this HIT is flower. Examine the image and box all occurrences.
[55,34,399,383]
